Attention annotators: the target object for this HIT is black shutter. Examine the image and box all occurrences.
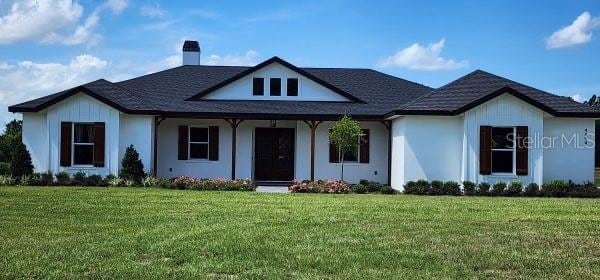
[479,126,492,175]
[516,126,528,175]
[60,122,72,167]
[93,122,105,167]
[359,129,369,163]
[209,126,219,161]
[178,125,189,160]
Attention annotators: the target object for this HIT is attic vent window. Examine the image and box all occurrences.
[287,78,298,96]
[270,78,281,96]
[253,78,264,96]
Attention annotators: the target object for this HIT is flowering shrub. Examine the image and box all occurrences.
[289,180,349,194]
[171,176,255,191]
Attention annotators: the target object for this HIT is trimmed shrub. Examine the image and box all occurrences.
[350,184,368,194]
[491,182,507,196]
[157,178,174,189]
[55,172,71,186]
[72,171,87,186]
[170,176,257,192]
[288,180,348,194]
[86,175,103,186]
[404,180,430,195]
[463,181,476,196]
[569,182,600,198]
[523,183,539,197]
[477,182,491,196]
[541,180,570,197]
[429,180,444,195]
[505,181,523,196]
[379,185,395,195]
[120,145,145,182]
[39,171,54,186]
[10,142,33,177]
[442,181,461,196]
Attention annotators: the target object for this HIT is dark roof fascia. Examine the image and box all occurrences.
[8,85,159,115]
[156,111,382,121]
[385,86,600,118]
[186,56,365,103]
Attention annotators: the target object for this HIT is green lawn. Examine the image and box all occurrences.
[1,187,599,279]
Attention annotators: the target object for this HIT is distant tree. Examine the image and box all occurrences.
[0,120,22,162]
[585,95,600,107]
[329,115,362,181]
[120,145,145,182]
[10,141,33,177]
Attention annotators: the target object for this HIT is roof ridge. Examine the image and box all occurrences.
[90,79,160,111]
[116,65,188,84]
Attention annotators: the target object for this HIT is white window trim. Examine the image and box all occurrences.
[188,126,210,160]
[491,126,516,175]
[72,122,95,167]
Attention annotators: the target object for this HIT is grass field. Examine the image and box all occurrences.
[1,187,599,279]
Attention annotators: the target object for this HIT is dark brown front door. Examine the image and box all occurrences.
[254,128,295,181]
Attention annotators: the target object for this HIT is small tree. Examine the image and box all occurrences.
[329,115,362,181]
[11,142,33,177]
[120,145,145,182]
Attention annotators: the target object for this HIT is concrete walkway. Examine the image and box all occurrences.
[256,186,289,193]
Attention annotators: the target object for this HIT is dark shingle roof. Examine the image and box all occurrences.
[393,70,600,117]
[9,59,600,118]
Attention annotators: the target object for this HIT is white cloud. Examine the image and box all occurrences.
[204,50,259,66]
[43,10,101,46]
[379,39,468,70]
[104,0,128,14]
[140,3,166,18]
[571,94,585,103]
[0,0,83,44]
[0,54,108,123]
[546,12,600,49]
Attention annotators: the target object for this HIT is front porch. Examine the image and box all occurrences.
[153,118,391,184]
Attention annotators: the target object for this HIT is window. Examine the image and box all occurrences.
[491,127,515,173]
[287,78,298,96]
[253,78,264,95]
[73,123,94,165]
[270,78,281,96]
[342,147,358,162]
[189,127,209,159]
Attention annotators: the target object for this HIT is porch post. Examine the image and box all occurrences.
[152,116,166,177]
[382,120,392,186]
[225,119,244,180]
[303,120,323,181]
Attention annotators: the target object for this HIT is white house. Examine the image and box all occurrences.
[9,41,599,190]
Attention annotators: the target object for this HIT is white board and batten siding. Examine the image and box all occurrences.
[202,62,350,102]
[22,93,155,176]
[463,93,544,185]
[391,93,595,190]
[543,118,595,183]
[157,119,388,183]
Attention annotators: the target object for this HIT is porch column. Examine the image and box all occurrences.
[381,120,392,186]
[152,116,166,177]
[225,119,244,180]
[303,120,323,181]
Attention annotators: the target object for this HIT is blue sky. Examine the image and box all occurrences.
[1,0,599,123]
